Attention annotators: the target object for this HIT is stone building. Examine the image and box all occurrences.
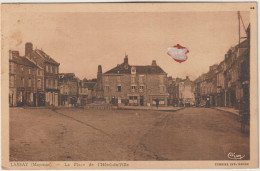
[167,77,179,106]
[9,50,38,106]
[24,42,60,106]
[178,76,195,107]
[194,24,250,110]
[78,78,97,105]
[102,55,169,106]
[216,61,225,107]
[223,38,249,109]
[59,73,78,107]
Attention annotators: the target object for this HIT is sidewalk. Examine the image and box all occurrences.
[118,106,183,112]
[214,107,239,116]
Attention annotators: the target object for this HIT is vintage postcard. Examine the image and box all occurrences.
[1,2,258,170]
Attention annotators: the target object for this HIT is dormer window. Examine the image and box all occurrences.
[131,66,136,74]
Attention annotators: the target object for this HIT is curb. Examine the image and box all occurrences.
[213,107,240,117]
[117,107,184,112]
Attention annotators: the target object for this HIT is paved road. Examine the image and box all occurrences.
[134,108,249,160]
[10,107,249,161]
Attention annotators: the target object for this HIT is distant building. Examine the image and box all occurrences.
[167,77,179,106]
[59,73,78,107]
[223,38,249,109]
[178,76,195,107]
[9,50,38,106]
[194,24,250,110]
[78,78,97,105]
[216,61,225,107]
[24,42,60,106]
[102,55,169,106]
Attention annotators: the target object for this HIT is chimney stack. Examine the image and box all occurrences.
[11,51,19,59]
[124,55,128,64]
[25,42,33,57]
[152,60,157,66]
[98,65,102,74]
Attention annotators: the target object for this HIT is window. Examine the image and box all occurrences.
[38,69,42,76]
[9,63,16,73]
[159,99,165,105]
[10,75,15,87]
[21,77,24,87]
[29,68,31,74]
[131,67,136,74]
[139,75,144,84]
[131,76,135,84]
[50,66,53,73]
[37,79,41,89]
[160,85,165,93]
[139,85,144,92]
[28,78,32,87]
[160,75,164,84]
[46,79,48,88]
[131,85,136,92]
[49,79,52,88]
[54,79,58,89]
[105,85,110,92]
[46,65,49,72]
[21,66,24,72]
[117,86,121,92]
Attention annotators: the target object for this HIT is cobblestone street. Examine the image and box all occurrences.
[10,108,249,161]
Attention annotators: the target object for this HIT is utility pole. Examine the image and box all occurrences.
[238,11,241,47]
[237,11,248,48]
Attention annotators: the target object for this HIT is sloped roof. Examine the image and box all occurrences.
[83,82,96,90]
[234,39,249,49]
[32,49,60,65]
[11,56,37,68]
[59,73,78,83]
[104,63,166,75]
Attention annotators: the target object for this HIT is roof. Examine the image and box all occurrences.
[59,73,78,82]
[32,49,60,65]
[11,56,37,68]
[83,82,96,90]
[104,63,166,75]
[234,39,249,49]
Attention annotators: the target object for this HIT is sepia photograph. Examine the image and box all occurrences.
[1,2,258,170]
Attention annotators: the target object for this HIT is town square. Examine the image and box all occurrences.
[10,107,249,161]
[5,8,252,163]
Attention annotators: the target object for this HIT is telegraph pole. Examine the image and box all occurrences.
[238,11,241,47]
[238,11,248,47]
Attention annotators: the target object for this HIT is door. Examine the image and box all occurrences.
[140,96,144,106]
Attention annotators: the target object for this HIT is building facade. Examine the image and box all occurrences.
[78,79,97,106]
[194,25,250,111]
[102,56,169,106]
[178,76,195,107]
[59,73,79,107]
[25,42,60,106]
[9,50,38,107]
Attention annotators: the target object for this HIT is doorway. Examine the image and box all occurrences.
[140,96,144,106]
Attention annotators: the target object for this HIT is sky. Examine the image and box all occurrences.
[4,11,249,80]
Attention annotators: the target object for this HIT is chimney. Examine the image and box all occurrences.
[9,50,12,60]
[11,51,19,58]
[25,42,33,56]
[98,65,102,74]
[152,60,157,66]
[124,55,128,64]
